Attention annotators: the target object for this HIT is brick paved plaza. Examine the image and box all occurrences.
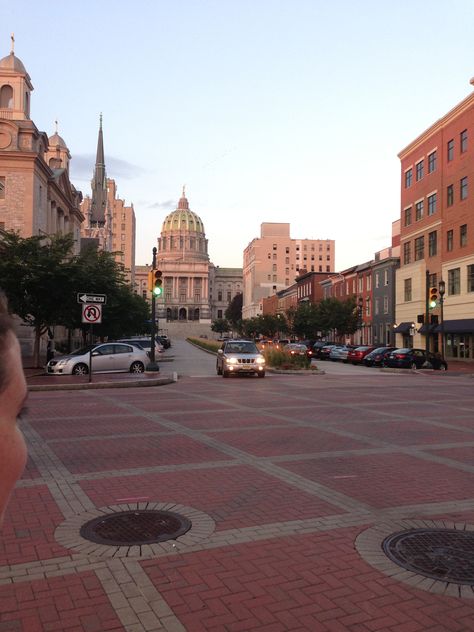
[2,370,474,631]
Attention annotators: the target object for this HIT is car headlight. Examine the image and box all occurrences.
[256,357,265,364]
[226,357,238,364]
[57,359,69,366]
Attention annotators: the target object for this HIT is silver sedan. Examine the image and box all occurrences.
[46,343,149,375]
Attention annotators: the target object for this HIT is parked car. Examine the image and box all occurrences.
[285,343,309,357]
[156,335,171,349]
[319,344,342,361]
[347,345,377,365]
[46,342,149,375]
[216,339,266,378]
[384,348,448,370]
[363,346,396,367]
[118,338,163,357]
[329,344,355,362]
[312,341,331,359]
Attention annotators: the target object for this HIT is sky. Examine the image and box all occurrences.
[3,1,474,271]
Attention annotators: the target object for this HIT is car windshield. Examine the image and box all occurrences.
[226,342,258,354]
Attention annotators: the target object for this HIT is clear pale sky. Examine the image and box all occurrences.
[2,1,474,270]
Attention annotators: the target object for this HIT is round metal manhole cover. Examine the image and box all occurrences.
[80,510,192,546]
[383,528,474,585]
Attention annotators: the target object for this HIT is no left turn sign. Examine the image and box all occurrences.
[82,304,102,324]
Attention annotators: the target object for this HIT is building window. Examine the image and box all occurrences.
[383,296,389,314]
[326,266,330,272]
[273,253,277,260]
[227,291,231,302]
[367,275,371,290]
[460,224,468,247]
[403,242,411,264]
[447,229,453,252]
[272,264,277,271]
[428,273,437,288]
[460,176,468,200]
[447,139,454,161]
[448,268,461,295]
[319,266,322,272]
[405,168,412,188]
[272,275,277,281]
[285,278,289,285]
[218,291,222,301]
[428,151,437,173]
[447,184,454,207]
[217,310,223,318]
[374,298,379,315]
[375,273,380,288]
[427,193,437,215]
[285,257,289,264]
[414,236,424,261]
[416,160,424,181]
[415,200,423,221]
[273,244,277,250]
[121,234,125,241]
[467,264,474,292]
[461,129,468,153]
[404,207,412,226]
[428,231,437,256]
[384,270,388,285]
[404,278,412,302]
[0,176,4,199]
[0,85,13,108]
[285,247,289,253]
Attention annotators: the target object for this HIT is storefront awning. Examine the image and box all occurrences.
[393,322,412,334]
[434,319,474,334]
[417,323,437,334]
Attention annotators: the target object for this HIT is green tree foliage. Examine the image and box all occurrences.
[0,229,76,365]
[240,314,288,339]
[289,297,359,339]
[211,318,230,334]
[225,293,243,328]
[0,230,150,365]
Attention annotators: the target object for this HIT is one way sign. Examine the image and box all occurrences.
[77,293,107,305]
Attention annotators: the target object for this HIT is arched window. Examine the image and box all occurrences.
[0,85,13,109]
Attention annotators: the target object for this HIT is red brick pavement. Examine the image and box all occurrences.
[2,370,474,631]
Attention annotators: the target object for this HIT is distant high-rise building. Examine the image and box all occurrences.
[242,222,335,318]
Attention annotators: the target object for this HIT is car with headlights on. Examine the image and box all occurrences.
[216,340,266,378]
[46,342,149,375]
[285,343,309,356]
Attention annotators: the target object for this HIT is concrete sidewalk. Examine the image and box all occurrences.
[3,369,474,631]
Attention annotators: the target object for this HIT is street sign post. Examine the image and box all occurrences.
[77,293,107,305]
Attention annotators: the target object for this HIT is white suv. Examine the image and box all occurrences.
[216,340,266,378]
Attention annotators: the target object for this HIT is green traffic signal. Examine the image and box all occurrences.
[429,286,438,309]
[153,270,163,297]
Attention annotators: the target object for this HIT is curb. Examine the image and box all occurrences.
[27,376,175,392]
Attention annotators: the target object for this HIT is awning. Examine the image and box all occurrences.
[393,322,413,334]
[418,323,437,334]
[434,319,474,334]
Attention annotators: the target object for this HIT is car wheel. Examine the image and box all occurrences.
[73,363,89,375]
[410,362,417,370]
[257,372,265,378]
[130,361,145,373]
[439,363,447,371]
[216,362,222,375]
[222,370,229,378]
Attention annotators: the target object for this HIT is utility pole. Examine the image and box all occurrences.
[424,269,432,368]
[148,247,159,371]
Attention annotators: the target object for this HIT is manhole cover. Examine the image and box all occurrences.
[80,510,191,546]
[383,528,474,585]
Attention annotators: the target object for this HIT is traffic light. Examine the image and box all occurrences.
[147,271,154,292]
[153,270,163,297]
[429,286,438,309]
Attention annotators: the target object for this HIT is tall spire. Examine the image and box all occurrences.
[90,114,107,224]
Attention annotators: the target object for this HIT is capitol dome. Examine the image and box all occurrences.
[158,188,209,262]
[161,190,205,235]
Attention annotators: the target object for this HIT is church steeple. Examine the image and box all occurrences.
[0,36,33,120]
[90,114,107,224]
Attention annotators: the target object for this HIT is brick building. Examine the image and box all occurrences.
[397,77,474,360]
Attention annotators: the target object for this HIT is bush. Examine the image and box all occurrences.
[187,337,221,353]
[263,348,310,369]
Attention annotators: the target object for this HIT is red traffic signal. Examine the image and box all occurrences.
[429,286,438,309]
[153,270,163,296]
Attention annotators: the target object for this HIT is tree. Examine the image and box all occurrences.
[211,318,230,335]
[0,229,77,366]
[290,303,322,339]
[225,293,242,329]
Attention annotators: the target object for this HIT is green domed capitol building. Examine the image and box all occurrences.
[137,188,242,329]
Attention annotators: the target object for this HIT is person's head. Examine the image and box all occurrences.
[0,291,27,525]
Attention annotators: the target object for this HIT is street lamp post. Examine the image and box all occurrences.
[148,247,159,372]
[439,279,446,361]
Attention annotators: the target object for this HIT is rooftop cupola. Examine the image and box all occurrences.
[0,35,33,120]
